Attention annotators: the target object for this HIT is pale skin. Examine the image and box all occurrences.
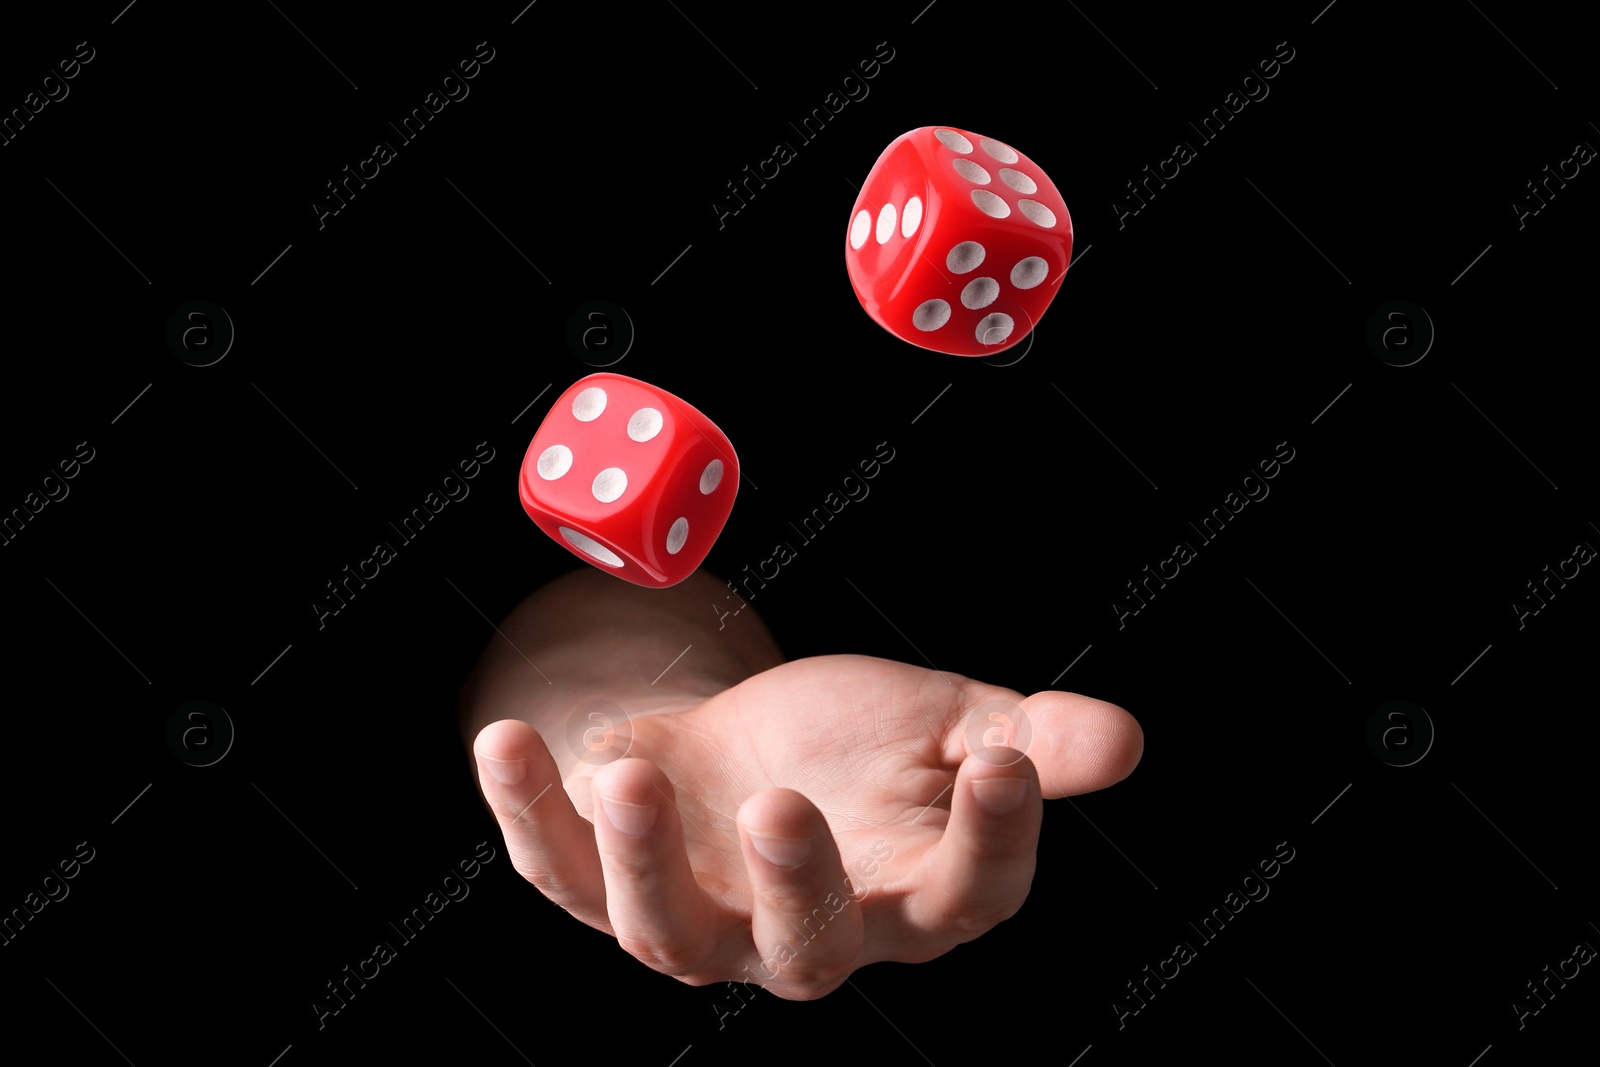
[460,568,1143,1000]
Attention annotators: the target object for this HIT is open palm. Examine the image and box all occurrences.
[473,653,1142,999]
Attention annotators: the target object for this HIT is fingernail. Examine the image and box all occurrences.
[971,778,1027,816]
[749,832,811,868]
[481,756,527,785]
[599,794,658,837]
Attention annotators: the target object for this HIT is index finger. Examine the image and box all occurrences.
[474,718,612,932]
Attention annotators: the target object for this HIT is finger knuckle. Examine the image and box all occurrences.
[522,869,580,901]
[617,934,710,977]
[774,970,851,1001]
[508,851,570,893]
[670,971,725,989]
[758,884,835,917]
[938,891,1027,938]
[597,846,661,879]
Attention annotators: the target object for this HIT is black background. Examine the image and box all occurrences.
[2,2,1595,1064]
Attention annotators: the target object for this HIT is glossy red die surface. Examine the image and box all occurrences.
[845,125,1073,356]
[519,374,738,587]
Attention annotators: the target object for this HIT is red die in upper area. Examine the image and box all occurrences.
[845,126,1073,357]
[519,374,738,588]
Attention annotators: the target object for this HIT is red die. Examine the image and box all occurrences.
[845,126,1073,356]
[519,374,738,587]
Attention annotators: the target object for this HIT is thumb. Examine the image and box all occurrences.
[1011,691,1144,799]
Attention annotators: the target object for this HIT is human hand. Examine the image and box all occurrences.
[467,592,1141,999]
